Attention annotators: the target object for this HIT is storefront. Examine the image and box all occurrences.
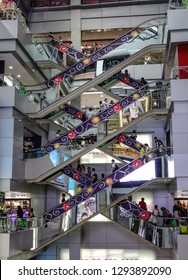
[3,192,31,213]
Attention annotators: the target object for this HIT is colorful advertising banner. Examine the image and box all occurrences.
[76,196,97,224]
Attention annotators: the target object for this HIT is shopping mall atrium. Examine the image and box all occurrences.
[0,0,188,260]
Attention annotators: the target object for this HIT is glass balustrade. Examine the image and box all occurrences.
[0,74,23,89]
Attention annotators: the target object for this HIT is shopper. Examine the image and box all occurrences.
[111,159,119,173]
[91,168,98,183]
[130,130,137,140]
[86,166,92,178]
[17,205,23,218]
[129,102,139,121]
[61,193,66,203]
[48,32,55,46]
[151,205,160,225]
[154,136,164,156]
[138,198,147,211]
[86,107,95,119]
[102,98,110,110]
[28,208,35,218]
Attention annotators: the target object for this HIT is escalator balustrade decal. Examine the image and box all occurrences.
[113,73,143,89]
[100,73,144,89]
[118,200,151,221]
[46,29,140,88]
[59,43,85,60]
[43,157,143,222]
[60,104,86,121]
[61,166,92,187]
[44,90,142,153]
[117,134,144,152]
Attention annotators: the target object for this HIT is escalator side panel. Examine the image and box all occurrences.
[60,103,86,121]
[61,166,92,187]
[117,134,145,152]
[118,200,151,221]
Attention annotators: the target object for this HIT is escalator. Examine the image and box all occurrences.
[26,16,166,119]
[25,78,168,182]
[27,70,164,155]
[26,111,168,182]
[19,17,169,250]
[27,150,173,250]
[102,200,177,249]
[28,44,165,118]
[60,134,144,186]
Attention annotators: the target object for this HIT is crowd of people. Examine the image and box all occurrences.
[75,159,121,192]
[125,196,188,227]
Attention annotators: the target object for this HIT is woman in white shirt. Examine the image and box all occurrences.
[129,102,139,121]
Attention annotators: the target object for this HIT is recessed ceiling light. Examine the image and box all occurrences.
[17,75,21,78]
[9,66,13,69]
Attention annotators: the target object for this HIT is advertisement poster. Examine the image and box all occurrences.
[76,196,97,224]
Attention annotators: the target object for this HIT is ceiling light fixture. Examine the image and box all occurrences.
[9,66,13,69]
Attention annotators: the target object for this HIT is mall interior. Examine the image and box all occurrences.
[0,0,188,260]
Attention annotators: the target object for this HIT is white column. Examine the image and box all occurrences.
[70,0,81,50]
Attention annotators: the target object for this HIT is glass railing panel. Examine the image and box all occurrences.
[42,44,65,68]
[101,17,166,60]
[28,42,50,63]
[0,74,23,89]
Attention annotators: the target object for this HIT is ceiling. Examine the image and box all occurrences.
[0,52,39,86]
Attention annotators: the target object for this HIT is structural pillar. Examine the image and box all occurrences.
[70,0,81,50]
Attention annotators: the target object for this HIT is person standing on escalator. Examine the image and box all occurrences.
[138,197,147,211]
[111,159,119,173]
[48,32,56,46]
[129,102,139,121]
